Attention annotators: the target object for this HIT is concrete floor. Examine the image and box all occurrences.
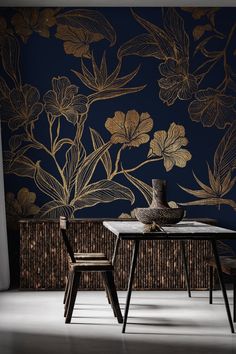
[0,290,235,354]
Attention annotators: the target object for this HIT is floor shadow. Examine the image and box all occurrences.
[0,329,234,354]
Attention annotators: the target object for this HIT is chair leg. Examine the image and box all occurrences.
[104,271,123,324]
[180,241,191,297]
[234,279,236,323]
[64,270,73,317]
[102,273,113,309]
[63,273,70,305]
[65,271,81,324]
[209,266,213,304]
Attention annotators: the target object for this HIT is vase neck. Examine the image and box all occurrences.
[150,179,169,209]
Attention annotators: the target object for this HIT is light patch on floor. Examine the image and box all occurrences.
[0,290,235,354]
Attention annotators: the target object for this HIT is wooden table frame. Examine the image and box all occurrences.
[103,220,236,334]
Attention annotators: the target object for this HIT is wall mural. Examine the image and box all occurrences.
[0,7,236,232]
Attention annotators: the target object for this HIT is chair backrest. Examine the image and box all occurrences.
[59,216,76,263]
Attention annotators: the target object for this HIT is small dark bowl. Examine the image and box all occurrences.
[135,207,184,225]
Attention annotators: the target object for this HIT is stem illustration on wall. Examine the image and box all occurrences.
[0,8,192,221]
[179,121,236,211]
[118,7,236,211]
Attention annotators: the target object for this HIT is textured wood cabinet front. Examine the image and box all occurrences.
[20,219,212,290]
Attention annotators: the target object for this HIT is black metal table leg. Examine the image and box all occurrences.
[180,240,191,297]
[122,239,140,333]
[209,266,213,304]
[233,279,236,323]
[211,239,234,333]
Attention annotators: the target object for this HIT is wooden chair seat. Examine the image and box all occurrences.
[74,252,107,260]
[70,259,114,271]
[206,256,236,276]
[60,216,123,325]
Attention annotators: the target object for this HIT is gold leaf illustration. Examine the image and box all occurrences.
[118,33,168,60]
[179,141,236,208]
[34,162,66,202]
[214,121,236,181]
[123,170,152,205]
[89,87,146,102]
[105,110,153,148]
[131,9,174,60]
[38,200,74,218]
[63,141,86,193]
[220,175,236,197]
[0,76,10,100]
[4,151,35,178]
[55,25,103,58]
[57,9,116,46]
[180,198,236,210]
[192,171,215,195]
[73,53,145,102]
[1,35,20,85]
[148,122,192,172]
[90,128,112,179]
[73,179,135,209]
[163,8,189,58]
[76,141,111,195]
[179,185,215,199]
[53,138,73,154]
[207,163,221,194]
[188,88,236,129]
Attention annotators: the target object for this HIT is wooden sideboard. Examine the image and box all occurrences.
[19,218,214,290]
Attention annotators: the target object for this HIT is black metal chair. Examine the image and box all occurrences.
[59,216,123,324]
[206,241,236,321]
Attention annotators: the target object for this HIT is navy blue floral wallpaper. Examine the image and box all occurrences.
[1,7,236,232]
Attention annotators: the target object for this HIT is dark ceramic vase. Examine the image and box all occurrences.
[135,179,184,225]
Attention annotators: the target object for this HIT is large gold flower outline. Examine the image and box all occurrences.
[11,8,58,43]
[105,110,153,148]
[148,122,192,172]
[5,187,40,230]
[158,59,199,106]
[0,84,43,131]
[43,76,89,125]
[188,88,236,129]
[55,24,103,58]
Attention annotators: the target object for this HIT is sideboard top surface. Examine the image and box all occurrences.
[19,217,218,225]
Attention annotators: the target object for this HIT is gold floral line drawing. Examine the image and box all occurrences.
[179,121,236,211]
[118,8,236,130]
[114,6,236,210]
[0,8,192,219]
[5,187,40,230]
[118,8,199,107]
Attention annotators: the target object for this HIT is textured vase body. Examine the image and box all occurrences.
[135,179,184,225]
[150,179,169,209]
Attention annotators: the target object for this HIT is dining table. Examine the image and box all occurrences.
[103,220,236,333]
